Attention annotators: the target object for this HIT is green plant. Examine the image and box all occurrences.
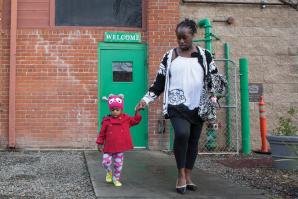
[273,107,298,136]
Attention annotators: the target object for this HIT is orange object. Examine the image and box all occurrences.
[259,96,268,153]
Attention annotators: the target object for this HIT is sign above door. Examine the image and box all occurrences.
[104,32,141,43]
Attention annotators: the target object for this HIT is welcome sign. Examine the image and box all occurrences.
[104,32,141,43]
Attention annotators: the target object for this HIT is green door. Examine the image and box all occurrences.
[98,43,148,148]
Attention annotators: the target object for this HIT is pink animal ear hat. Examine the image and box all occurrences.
[107,94,124,110]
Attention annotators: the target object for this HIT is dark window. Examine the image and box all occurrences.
[55,0,142,27]
[112,62,133,82]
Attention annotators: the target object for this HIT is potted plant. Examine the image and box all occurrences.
[267,107,298,170]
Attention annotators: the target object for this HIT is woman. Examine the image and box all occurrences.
[136,18,219,194]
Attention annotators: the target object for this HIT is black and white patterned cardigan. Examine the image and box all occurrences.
[142,46,218,118]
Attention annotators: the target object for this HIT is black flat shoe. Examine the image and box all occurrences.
[176,184,187,194]
[186,183,198,191]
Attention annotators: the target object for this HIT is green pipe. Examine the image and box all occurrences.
[224,43,232,148]
[210,33,220,41]
[198,18,212,52]
[239,58,251,155]
[193,39,212,43]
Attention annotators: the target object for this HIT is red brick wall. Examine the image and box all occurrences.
[0,0,180,149]
[15,29,99,148]
[17,0,50,28]
[0,0,9,148]
[0,34,9,148]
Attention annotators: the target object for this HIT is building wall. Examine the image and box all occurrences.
[17,0,50,28]
[0,0,9,148]
[2,0,296,150]
[14,29,100,148]
[0,0,180,149]
[180,2,298,149]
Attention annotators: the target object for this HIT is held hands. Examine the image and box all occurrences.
[97,144,104,153]
[135,99,147,111]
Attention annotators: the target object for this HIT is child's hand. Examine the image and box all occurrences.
[97,144,104,153]
[135,109,140,115]
[135,100,146,111]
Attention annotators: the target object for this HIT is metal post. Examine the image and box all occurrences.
[239,58,251,155]
[224,43,232,148]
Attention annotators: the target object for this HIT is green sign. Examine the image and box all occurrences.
[104,32,141,43]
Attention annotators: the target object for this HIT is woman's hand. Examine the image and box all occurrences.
[135,100,147,111]
[211,96,217,103]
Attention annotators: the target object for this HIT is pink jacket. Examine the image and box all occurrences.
[96,113,142,153]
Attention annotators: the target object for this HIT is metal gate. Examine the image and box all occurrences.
[198,59,239,154]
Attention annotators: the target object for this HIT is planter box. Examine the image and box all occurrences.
[267,135,298,171]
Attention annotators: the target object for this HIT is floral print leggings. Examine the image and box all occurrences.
[102,152,124,181]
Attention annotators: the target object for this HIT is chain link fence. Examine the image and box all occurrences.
[198,59,240,154]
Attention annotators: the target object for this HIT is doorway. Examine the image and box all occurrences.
[98,43,148,148]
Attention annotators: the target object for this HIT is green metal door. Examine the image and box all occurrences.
[98,43,148,148]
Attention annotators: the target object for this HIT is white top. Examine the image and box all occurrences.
[168,56,204,110]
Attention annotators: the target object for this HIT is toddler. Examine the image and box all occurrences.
[96,94,142,187]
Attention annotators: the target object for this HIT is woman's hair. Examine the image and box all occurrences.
[176,18,197,35]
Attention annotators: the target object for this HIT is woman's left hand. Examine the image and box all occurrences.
[211,96,217,103]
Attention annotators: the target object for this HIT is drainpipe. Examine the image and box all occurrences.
[9,0,17,148]
[198,18,212,52]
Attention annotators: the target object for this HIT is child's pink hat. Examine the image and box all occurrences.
[108,94,124,110]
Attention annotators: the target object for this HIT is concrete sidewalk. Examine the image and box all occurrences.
[85,150,268,199]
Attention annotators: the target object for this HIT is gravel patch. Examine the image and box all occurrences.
[0,151,96,199]
[195,153,298,199]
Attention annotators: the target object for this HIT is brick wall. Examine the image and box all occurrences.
[2,1,296,151]
[0,0,9,148]
[0,0,180,149]
[180,3,298,150]
[14,29,100,148]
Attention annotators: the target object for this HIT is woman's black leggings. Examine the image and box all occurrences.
[170,117,203,169]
